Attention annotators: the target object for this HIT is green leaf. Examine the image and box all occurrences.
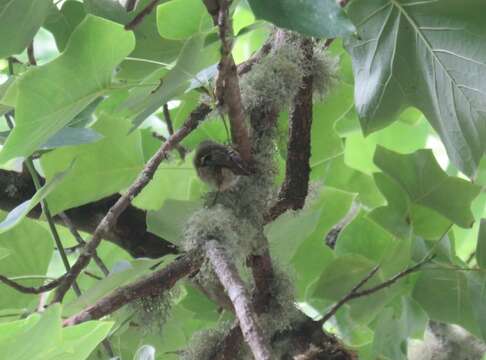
[344,120,430,176]
[315,155,385,208]
[0,247,10,260]
[5,304,61,360]
[133,154,201,210]
[40,97,144,215]
[120,34,218,130]
[0,216,52,310]
[313,254,377,300]
[310,83,351,166]
[374,147,481,228]
[156,0,213,40]
[476,219,486,268]
[0,163,72,233]
[41,127,103,150]
[291,187,354,299]
[266,204,322,267]
[335,210,397,265]
[247,0,355,38]
[346,0,486,176]
[147,199,202,245]
[467,272,486,342]
[0,0,51,58]
[0,304,113,360]
[413,268,479,336]
[43,1,87,52]
[0,16,135,165]
[371,307,407,360]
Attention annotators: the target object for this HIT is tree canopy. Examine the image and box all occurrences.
[0,0,485,359]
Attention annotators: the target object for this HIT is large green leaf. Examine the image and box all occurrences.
[0,16,135,165]
[247,0,355,38]
[156,0,213,40]
[0,305,113,360]
[119,34,218,130]
[413,268,479,336]
[346,0,486,177]
[374,147,481,228]
[467,272,486,342]
[0,215,52,310]
[476,219,486,268]
[40,96,145,215]
[43,1,87,52]
[0,0,51,58]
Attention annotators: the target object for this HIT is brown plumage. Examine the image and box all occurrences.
[194,140,251,191]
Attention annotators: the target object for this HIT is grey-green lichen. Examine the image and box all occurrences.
[132,290,173,333]
[240,40,306,113]
[310,49,340,100]
[180,321,236,360]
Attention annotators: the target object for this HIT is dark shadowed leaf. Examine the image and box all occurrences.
[346,0,486,177]
[0,0,51,58]
[247,0,355,38]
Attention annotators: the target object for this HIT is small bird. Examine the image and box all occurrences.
[194,140,251,191]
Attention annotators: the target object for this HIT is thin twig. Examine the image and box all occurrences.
[63,252,201,326]
[160,104,186,158]
[59,212,109,276]
[0,274,65,294]
[27,41,37,66]
[205,239,271,360]
[320,254,435,325]
[124,0,160,30]
[53,104,211,303]
[24,158,82,297]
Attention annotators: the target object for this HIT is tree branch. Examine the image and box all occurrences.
[205,239,271,360]
[59,212,109,276]
[320,254,435,325]
[206,0,252,162]
[266,38,314,223]
[63,252,201,326]
[53,104,211,303]
[124,0,160,30]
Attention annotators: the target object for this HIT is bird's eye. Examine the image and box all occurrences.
[201,154,212,166]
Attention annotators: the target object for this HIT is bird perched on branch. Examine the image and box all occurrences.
[194,140,252,191]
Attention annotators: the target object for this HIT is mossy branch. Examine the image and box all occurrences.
[205,239,272,360]
[63,252,201,326]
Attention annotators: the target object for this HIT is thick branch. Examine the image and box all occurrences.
[320,254,435,325]
[63,252,200,326]
[53,104,211,303]
[266,38,314,222]
[205,239,271,360]
[0,171,176,258]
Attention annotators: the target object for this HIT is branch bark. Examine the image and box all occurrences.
[53,104,211,303]
[266,38,314,223]
[63,252,201,326]
[124,0,160,30]
[205,0,252,162]
[205,239,272,360]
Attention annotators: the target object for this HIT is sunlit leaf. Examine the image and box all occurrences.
[0,16,135,165]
